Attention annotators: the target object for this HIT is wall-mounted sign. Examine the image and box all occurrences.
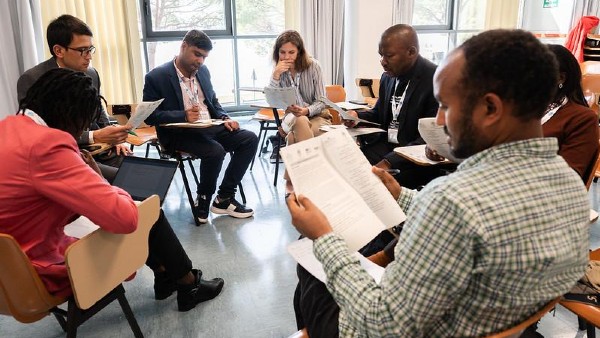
[544,0,559,8]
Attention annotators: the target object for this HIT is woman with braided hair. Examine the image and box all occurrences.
[0,68,223,312]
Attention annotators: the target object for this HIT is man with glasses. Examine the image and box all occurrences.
[17,14,130,181]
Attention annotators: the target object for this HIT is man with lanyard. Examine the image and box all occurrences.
[348,24,446,190]
[143,30,258,224]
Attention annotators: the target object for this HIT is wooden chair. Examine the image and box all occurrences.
[0,195,160,337]
[172,151,247,226]
[126,126,160,158]
[355,78,380,106]
[289,298,558,338]
[584,142,600,190]
[581,74,600,116]
[325,85,346,125]
[484,298,560,338]
[108,104,160,158]
[325,85,346,103]
[559,248,600,338]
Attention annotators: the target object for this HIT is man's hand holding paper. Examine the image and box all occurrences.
[286,193,333,240]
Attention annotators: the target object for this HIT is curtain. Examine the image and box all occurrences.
[392,0,413,24]
[0,0,42,120]
[485,0,519,29]
[40,0,144,105]
[300,0,345,85]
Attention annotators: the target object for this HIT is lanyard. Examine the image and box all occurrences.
[177,74,199,107]
[173,60,199,107]
[391,79,410,119]
[541,97,567,125]
[288,71,304,105]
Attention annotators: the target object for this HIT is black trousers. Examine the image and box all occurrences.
[145,210,193,280]
[169,126,258,198]
[294,264,340,338]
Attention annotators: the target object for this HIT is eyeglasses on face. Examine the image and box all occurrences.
[64,45,96,57]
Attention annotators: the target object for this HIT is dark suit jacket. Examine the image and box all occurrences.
[16,57,109,145]
[143,61,228,150]
[358,56,438,164]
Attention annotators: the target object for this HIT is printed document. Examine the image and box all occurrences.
[264,86,296,109]
[319,96,379,126]
[287,238,385,284]
[280,128,406,252]
[417,117,462,163]
[127,99,164,129]
[319,125,386,137]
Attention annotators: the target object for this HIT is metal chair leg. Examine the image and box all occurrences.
[116,287,144,338]
[250,121,268,171]
[178,159,200,226]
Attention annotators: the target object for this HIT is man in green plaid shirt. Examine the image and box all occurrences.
[287,29,590,337]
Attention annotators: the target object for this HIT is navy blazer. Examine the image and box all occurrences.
[358,55,438,147]
[143,61,228,148]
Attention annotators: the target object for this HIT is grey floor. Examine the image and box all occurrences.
[1,116,600,337]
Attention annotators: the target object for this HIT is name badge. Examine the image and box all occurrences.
[388,120,399,143]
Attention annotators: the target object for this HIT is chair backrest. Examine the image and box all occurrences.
[581,74,600,115]
[325,85,346,103]
[484,298,560,338]
[0,235,65,323]
[253,108,285,127]
[584,140,600,190]
[355,78,380,98]
[65,195,160,309]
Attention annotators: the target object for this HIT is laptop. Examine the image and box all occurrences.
[111,156,178,205]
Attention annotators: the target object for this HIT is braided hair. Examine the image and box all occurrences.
[18,68,103,139]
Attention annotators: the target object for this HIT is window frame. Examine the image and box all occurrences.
[411,0,455,31]
[139,0,283,112]
[141,0,233,38]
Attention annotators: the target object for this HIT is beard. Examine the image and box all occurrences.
[446,110,482,159]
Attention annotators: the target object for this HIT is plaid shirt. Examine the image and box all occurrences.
[314,138,590,337]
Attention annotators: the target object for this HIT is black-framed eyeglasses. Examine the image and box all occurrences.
[64,45,96,57]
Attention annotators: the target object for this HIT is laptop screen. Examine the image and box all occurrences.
[111,156,178,204]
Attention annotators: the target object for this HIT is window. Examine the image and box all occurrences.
[413,0,488,64]
[140,0,285,111]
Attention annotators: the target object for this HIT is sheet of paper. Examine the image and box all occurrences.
[317,129,406,227]
[287,238,385,284]
[280,128,405,251]
[319,125,386,137]
[319,96,379,126]
[264,86,297,109]
[417,117,462,163]
[127,99,164,129]
[162,119,225,128]
[64,216,99,239]
[394,144,450,166]
[336,101,370,111]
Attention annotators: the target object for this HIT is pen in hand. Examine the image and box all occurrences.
[385,169,401,176]
[127,129,138,136]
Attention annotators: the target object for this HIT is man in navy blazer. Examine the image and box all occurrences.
[349,24,451,189]
[143,30,258,224]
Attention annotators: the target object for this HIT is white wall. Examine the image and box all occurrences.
[520,0,574,33]
[344,0,393,100]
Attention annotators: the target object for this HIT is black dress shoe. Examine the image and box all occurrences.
[177,270,224,312]
[155,269,202,300]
